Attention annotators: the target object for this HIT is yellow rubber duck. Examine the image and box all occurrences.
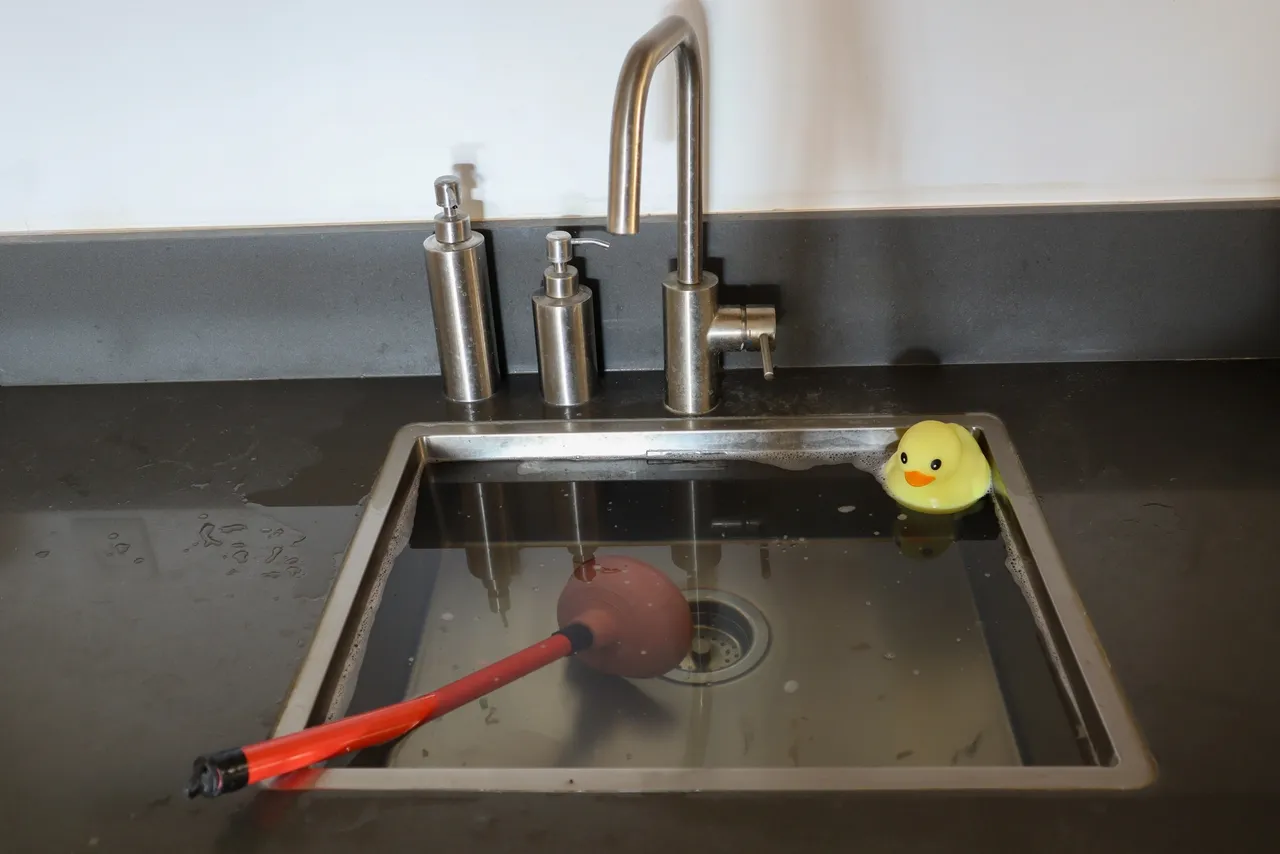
[882,420,992,515]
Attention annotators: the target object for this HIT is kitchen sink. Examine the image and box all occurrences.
[272,415,1153,792]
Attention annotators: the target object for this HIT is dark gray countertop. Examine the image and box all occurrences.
[2,362,1276,852]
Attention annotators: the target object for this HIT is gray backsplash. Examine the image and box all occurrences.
[2,205,1277,386]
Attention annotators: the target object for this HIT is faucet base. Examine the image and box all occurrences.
[663,271,723,416]
[662,271,778,416]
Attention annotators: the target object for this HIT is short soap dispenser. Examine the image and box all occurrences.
[533,230,609,406]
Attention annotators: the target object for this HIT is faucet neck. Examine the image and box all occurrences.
[606,15,703,285]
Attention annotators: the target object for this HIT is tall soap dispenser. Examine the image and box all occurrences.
[423,175,501,403]
[533,230,609,406]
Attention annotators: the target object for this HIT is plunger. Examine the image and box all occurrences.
[186,555,692,798]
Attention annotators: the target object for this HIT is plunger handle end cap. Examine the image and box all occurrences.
[186,748,249,799]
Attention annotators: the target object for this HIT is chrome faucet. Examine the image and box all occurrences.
[607,15,777,416]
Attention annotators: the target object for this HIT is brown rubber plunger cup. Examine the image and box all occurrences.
[557,555,694,678]
[188,554,692,798]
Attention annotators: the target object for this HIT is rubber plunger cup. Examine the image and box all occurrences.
[557,555,693,678]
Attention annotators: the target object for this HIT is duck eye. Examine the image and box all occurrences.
[900,452,908,465]
[930,459,942,471]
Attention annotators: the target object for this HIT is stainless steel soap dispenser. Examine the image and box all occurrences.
[423,175,501,403]
[533,230,609,406]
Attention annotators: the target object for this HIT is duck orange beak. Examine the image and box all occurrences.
[904,470,935,488]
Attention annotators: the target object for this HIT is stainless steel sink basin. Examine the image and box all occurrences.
[273,415,1154,792]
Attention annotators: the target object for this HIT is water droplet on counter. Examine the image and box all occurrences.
[219,523,247,534]
[442,612,454,621]
[897,514,907,521]
[883,652,896,660]
[108,532,119,540]
[35,550,50,559]
[134,557,144,565]
[233,550,249,564]
[198,523,223,547]
[912,669,920,676]
[265,546,283,563]
[838,505,855,514]
[114,543,130,555]
[199,514,208,520]
[783,680,799,693]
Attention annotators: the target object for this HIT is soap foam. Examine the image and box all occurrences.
[749,445,894,480]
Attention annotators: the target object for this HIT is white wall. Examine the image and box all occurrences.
[3,0,1279,234]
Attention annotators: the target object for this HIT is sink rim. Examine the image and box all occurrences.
[270,413,1156,793]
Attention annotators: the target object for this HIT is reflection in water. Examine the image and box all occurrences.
[340,459,1084,771]
[454,482,519,627]
[893,506,957,560]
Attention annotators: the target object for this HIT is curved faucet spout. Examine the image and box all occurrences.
[607,15,703,286]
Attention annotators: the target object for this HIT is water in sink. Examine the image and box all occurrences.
[328,458,1086,771]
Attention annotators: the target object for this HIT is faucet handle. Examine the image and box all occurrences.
[744,305,777,381]
[709,304,778,380]
[758,333,775,381]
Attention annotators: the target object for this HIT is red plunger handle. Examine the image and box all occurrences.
[187,624,592,798]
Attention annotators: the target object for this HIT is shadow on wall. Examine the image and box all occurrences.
[776,0,898,199]
[460,161,511,379]
[742,2,916,365]
[642,1,919,368]
[449,145,486,221]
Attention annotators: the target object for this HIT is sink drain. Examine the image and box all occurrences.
[661,589,770,685]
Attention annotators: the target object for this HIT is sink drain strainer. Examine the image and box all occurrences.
[662,589,770,685]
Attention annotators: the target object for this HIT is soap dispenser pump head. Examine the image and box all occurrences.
[434,176,460,211]
[433,175,471,243]
[544,230,610,298]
